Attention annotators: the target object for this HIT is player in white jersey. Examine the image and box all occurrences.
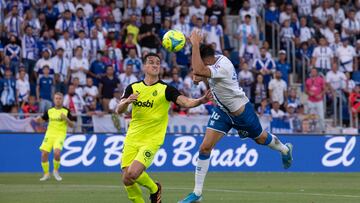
[178,30,294,203]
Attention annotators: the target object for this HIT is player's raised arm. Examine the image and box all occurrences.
[116,84,138,114]
[190,30,212,78]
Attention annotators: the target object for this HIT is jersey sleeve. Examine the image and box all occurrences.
[208,57,230,79]
[121,84,133,99]
[66,109,76,121]
[165,84,182,103]
[41,110,49,121]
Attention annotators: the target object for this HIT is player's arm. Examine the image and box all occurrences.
[166,84,211,108]
[190,30,212,78]
[33,110,49,123]
[61,111,75,128]
[116,84,138,114]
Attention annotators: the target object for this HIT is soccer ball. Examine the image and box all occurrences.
[162,30,186,52]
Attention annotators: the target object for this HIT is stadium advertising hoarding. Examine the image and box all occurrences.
[0,133,359,172]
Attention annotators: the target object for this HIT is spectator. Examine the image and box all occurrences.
[239,35,260,66]
[279,4,293,25]
[22,25,37,79]
[341,9,360,39]
[271,101,285,118]
[336,38,357,73]
[189,0,206,21]
[124,0,142,27]
[252,74,268,109]
[4,4,23,37]
[16,68,30,105]
[83,77,99,106]
[321,19,337,44]
[269,70,288,107]
[253,47,276,86]
[107,39,123,74]
[142,0,162,30]
[72,77,84,99]
[0,69,16,112]
[63,84,85,114]
[90,17,107,42]
[313,0,334,25]
[204,0,225,28]
[36,65,53,113]
[108,88,122,113]
[52,47,70,94]
[169,69,184,92]
[56,30,74,60]
[57,0,76,14]
[34,49,54,79]
[276,50,291,84]
[124,14,140,45]
[238,63,253,98]
[312,37,334,73]
[74,8,89,37]
[298,17,314,43]
[38,31,57,56]
[203,15,224,53]
[349,84,360,113]
[4,35,21,73]
[265,1,279,43]
[89,28,106,60]
[333,1,345,29]
[326,63,346,94]
[88,51,106,86]
[22,9,41,37]
[94,0,111,22]
[76,0,94,19]
[21,95,38,114]
[70,46,89,86]
[122,33,141,59]
[183,69,207,99]
[287,88,301,109]
[138,14,159,53]
[235,14,257,46]
[173,14,191,38]
[280,19,295,45]
[119,64,138,88]
[74,30,90,59]
[257,98,271,116]
[295,0,314,18]
[123,48,142,77]
[99,65,120,112]
[43,0,60,29]
[55,9,75,37]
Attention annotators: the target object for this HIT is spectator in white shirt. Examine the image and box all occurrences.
[295,0,314,17]
[72,77,84,98]
[326,63,347,93]
[238,63,254,98]
[83,77,99,105]
[108,88,122,113]
[235,14,257,46]
[89,29,105,60]
[16,68,30,104]
[74,30,91,59]
[56,30,74,60]
[183,69,207,99]
[239,35,260,66]
[189,0,206,20]
[70,46,89,86]
[313,0,334,25]
[269,70,288,106]
[341,9,360,39]
[74,8,89,36]
[90,17,107,41]
[321,19,337,44]
[4,4,23,37]
[34,49,54,79]
[203,15,224,53]
[299,17,314,43]
[279,4,293,25]
[118,64,138,88]
[336,38,357,73]
[63,84,85,114]
[57,0,76,14]
[271,101,285,118]
[280,19,295,43]
[173,14,191,37]
[312,37,334,72]
[76,0,94,18]
[333,1,345,28]
[239,0,258,28]
[55,9,75,37]
[52,47,70,94]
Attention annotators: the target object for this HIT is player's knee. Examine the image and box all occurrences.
[122,170,137,186]
[54,151,61,160]
[199,143,213,155]
[255,131,268,145]
[41,151,49,161]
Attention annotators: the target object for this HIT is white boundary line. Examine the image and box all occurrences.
[1,184,359,199]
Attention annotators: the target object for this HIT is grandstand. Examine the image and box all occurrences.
[0,0,360,203]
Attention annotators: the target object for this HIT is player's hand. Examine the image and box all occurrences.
[200,90,212,104]
[60,113,67,120]
[190,29,203,46]
[193,75,203,85]
[125,93,139,104]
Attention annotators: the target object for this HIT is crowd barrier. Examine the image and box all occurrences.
[0,133,358,172]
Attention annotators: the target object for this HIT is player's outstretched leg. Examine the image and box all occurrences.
[53,149,62,181]
[178,129,224,203]
[255,131,293,169]
[40,150,50,181]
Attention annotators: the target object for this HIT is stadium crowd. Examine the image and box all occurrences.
[0,0,360,132]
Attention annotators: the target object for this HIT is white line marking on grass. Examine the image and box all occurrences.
[2,184,359,199]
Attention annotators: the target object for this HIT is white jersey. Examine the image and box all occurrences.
[207,55,249,113]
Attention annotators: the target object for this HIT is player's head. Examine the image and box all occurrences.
[200,44,216,65]
[143,53,161,77]
[54,92,64,108]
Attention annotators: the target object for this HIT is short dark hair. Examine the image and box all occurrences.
[143,53,161,64]
[200,44,215,59]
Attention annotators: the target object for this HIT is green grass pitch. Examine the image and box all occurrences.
[0,172,359,203]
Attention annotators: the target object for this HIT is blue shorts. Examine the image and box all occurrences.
[207,102,263,139]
